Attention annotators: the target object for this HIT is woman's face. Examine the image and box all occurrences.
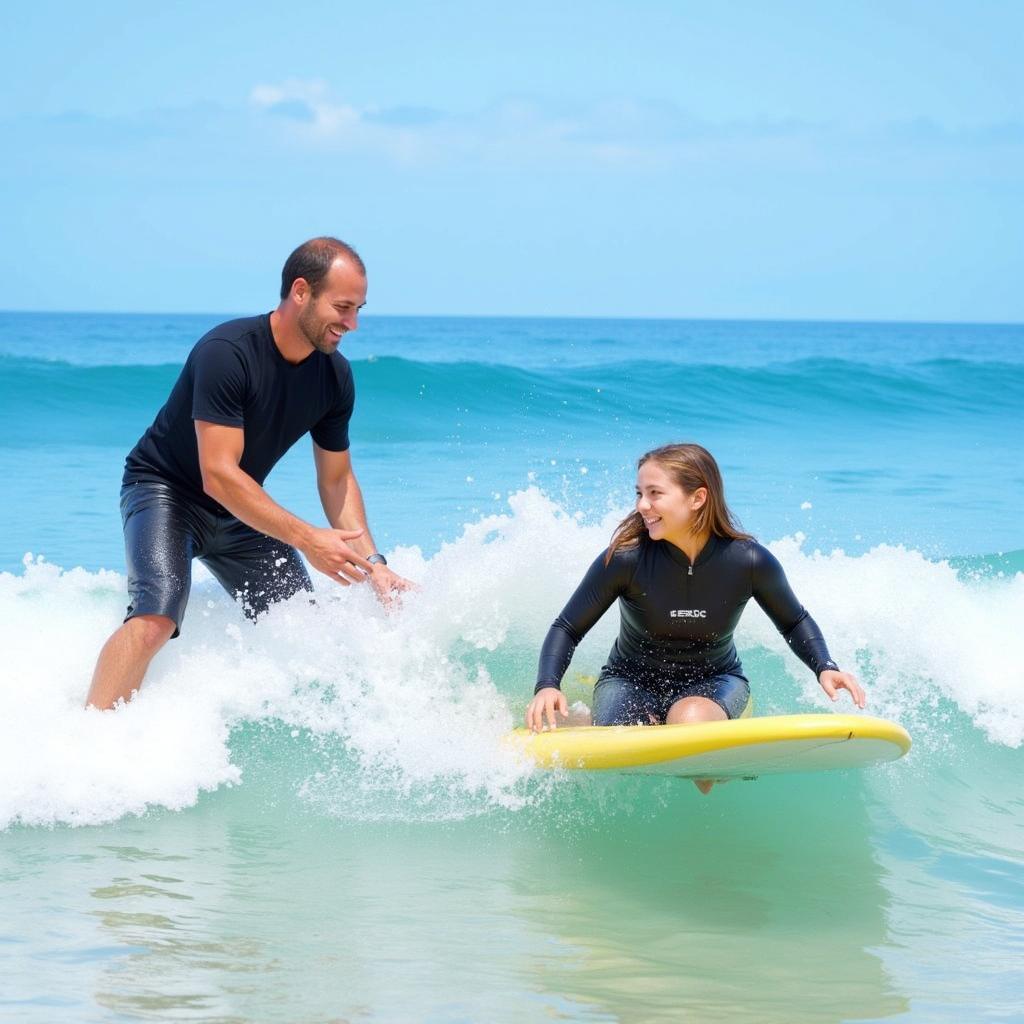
[635,461,706,542]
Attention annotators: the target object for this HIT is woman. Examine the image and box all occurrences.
[526,444,865,785]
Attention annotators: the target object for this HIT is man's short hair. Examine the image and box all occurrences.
[280,237,366,299]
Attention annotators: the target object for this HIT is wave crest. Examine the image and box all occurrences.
[1,490,1020,829]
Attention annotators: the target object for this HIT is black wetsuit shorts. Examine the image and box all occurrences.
[592,670,751,725]
[121,479,312,638]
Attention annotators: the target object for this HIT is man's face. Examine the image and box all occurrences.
[297,259,367,354]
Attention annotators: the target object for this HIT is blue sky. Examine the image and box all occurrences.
[1,1,1021,321]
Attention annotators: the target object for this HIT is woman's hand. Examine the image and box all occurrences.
[818,669,866,709]
[526,687,569,732]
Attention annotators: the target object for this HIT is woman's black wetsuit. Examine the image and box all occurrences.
[535,535,839,724]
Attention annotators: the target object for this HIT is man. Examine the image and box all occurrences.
[86,237,411,709]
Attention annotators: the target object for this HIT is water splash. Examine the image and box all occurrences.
[1,489,1020,830]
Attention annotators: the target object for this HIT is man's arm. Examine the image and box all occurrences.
[314,442,414,601]
[195,420,372,585]
[314,443,376,556]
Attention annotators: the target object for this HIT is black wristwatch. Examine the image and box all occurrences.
[366,553,388,566]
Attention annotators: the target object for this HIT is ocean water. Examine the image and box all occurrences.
[0,311,1022,1023]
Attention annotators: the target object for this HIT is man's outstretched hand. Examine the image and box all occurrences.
[368,564,416,608]
[301,527,374,584]
[301,527,415,606]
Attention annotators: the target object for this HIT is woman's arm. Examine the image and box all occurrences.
[750,544,866,707]
[536,550,631,690]
[527,550,631,730]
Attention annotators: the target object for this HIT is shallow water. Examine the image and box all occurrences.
[1,312,1022,1022]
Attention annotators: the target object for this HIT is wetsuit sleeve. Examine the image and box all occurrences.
[535,550,631,693]
[750,545,840,678]
[311,359,355,452]
[191,339,247,428]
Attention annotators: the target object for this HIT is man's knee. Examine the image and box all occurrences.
[126,614,176,652]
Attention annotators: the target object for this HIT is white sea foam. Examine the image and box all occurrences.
[744,534,1024,748]
[1,489,1021,829]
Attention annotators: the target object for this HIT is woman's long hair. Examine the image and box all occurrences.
[606,443,752,563]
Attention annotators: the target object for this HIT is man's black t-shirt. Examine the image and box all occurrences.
[124,314,355,512]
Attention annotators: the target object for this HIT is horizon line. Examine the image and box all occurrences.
[1,308,1022,330]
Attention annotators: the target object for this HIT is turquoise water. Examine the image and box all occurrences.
[1,312,1022,1022]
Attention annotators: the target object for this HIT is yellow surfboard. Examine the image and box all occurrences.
[508,714,911,779]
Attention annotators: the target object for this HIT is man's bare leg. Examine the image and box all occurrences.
[85,615,176,710]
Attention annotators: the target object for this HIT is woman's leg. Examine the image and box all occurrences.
[665,695,728,795]
[665,673,750,723]
[664,695,728,725]
[592,674,659,726]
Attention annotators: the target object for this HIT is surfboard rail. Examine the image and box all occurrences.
[507,714,912,777]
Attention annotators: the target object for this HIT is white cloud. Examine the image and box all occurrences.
[244,80,1024,176]
[5,83,1020,183]
[246,81,814,167]
[250,79,360,136]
